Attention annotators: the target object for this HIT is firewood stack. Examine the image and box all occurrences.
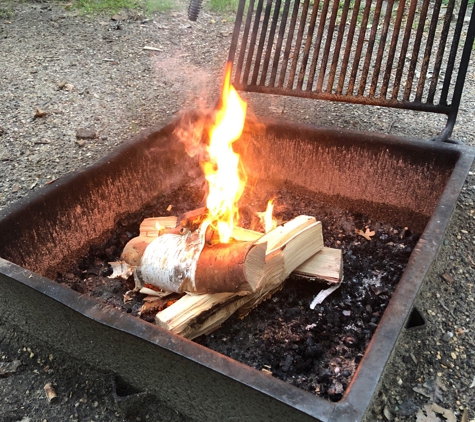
[110,209,343,340]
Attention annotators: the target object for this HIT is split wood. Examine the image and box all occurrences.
[156,215,324,338]
[117,212,343,339]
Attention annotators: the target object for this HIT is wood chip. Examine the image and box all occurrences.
[34,109,48,118]
[44,382,58,403]
[441,272,454,283]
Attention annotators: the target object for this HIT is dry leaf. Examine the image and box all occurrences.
[414,377,446,402]
[416,403,456,422]
[431,403,456,422]
[355,228,375,241]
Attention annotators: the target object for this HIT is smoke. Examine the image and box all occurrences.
[151,52,221,110]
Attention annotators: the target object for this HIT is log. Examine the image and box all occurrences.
[294,247,343,285]
[121,213,260,268]
[156,216,324,338]
[136,221,267,294]
[121,216,181,266]
[237,215,324,317]
[156,292,243,339]
[139,216,177,237]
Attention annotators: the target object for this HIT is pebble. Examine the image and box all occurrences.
[442,331,454,342]
[76,129,97,140]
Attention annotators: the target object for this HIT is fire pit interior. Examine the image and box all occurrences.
[54,175,421,402]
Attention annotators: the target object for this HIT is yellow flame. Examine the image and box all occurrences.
[204,63,247,243]
[264,199,277,233]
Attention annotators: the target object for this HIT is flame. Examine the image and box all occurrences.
[263,199,277,233]
[203,63,247,243]
[256,199,277,233]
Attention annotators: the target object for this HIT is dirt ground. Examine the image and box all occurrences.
[0,1,474,421]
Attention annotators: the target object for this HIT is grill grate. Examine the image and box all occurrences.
[228,0,475,141]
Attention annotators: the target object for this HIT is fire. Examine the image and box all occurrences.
[263,199,277,233]
[256,199,277,233]
[203,63,247,243]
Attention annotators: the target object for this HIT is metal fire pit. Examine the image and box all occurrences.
[1,0,475,421]
[0,118,473,421]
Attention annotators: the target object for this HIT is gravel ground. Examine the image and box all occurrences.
[0,1,474,421]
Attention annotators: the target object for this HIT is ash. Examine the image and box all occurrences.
[56,182,419,402]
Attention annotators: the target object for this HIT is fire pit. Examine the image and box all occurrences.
[0,116,473,421]
[1,0,475,420]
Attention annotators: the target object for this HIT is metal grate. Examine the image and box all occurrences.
[228,0,475,141]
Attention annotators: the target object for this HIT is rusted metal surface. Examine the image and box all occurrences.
[228,0,475,141]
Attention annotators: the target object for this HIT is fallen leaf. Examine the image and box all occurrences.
[431,403,456,422]
[413,377,446,402]
[355,228,375,241]
[416,404,440,422]
[413,386,432,398]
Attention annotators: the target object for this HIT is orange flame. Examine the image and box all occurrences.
[203,63,247,243]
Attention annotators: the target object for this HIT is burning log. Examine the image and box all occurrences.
[136,222,267,294]
[155,215,324,338]
[121,216,179,266]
